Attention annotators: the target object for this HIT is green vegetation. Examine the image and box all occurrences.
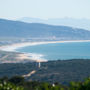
[0,76,24,90]
[0,59,90,85]
[1,76,90,90]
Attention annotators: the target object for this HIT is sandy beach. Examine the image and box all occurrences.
[0,40,90,51]
[0,40,90,62]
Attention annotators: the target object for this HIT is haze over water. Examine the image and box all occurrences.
[17,42,90,61]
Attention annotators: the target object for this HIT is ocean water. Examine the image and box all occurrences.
[17,42,90,61]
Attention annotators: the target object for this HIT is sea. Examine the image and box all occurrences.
[16,42,90,61]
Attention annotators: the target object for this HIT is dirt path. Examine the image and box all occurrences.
[1,55,8,60]
[22,70,36,78]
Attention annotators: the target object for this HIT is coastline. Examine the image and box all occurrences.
[0,40,90,62]
[0,40,90,51]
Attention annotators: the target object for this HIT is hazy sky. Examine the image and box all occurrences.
[0,0,90,20]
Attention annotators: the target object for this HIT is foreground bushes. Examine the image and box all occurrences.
[0,81,23,90]
[0,76,90,90]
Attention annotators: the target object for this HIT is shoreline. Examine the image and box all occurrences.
[0,40,90,51]
[0,40,90,62]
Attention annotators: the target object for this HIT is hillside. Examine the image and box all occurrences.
[0,19,90,40]
[0,59,90,85]
[19,17,90,30]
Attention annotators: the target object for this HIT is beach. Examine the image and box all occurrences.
[0,40,90,62]
[0,40,90,51]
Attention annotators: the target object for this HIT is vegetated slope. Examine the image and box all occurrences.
[0,19,90,40]
[0,59,90,85]
[29,59,90,85]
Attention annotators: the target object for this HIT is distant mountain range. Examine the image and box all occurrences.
[19,17,90,30]
[0,18,90,40]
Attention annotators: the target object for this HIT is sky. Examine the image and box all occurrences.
[0,0,90,20]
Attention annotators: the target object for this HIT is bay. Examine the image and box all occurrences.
[17,42,90,61]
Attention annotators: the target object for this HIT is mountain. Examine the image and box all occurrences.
[19,17,90,30]
[19,17,45,23]
[0,18,90,40]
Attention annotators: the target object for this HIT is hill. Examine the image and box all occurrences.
[19,17,90,30]
[0,19,90,40]
[0,59,90,85]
